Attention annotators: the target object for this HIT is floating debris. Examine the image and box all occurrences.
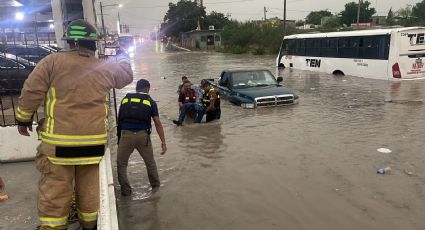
[377,148,392,154]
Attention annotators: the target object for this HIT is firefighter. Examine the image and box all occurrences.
[201,80,221,122]
[16,19,133,230]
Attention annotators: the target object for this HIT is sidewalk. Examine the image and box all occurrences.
[0,161,38,230]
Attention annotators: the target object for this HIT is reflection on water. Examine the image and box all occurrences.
[116,42,425,230]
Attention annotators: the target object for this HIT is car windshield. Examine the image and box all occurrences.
[231,70,277,88]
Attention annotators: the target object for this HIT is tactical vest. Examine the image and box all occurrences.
[202,88,220,108]
[183,90,196,104]
[118,93,153,128]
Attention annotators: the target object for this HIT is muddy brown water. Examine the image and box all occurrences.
[114,42,425,230]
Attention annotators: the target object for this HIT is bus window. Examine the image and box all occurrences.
[377,35,390,60]
[359,36,378,59]
[287,39,296,55]
[305,39,320,57]
[321,38,338,57]
[339,37,359,58]
[295,39,305,56]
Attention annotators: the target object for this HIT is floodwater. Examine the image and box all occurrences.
[114,41,425,230]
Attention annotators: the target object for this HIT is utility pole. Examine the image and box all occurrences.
[100,2,106,39]
[283,0,287,36]
[356,0,361,29]
[264,7,267,21]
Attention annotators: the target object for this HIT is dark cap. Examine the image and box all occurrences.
[201,79,210,87]
[136,79,150,91]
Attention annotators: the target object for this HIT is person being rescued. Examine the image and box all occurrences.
[173,81,204,126]
[173,80,220,126]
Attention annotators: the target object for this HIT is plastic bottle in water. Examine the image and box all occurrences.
[377,166,391,174]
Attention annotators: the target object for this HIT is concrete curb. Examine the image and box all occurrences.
[0,126,38,163]
[98,148,119,229]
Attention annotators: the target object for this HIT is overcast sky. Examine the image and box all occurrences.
[98,0,422,35]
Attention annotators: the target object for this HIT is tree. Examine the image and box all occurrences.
[340,1,376,27]
[386,8,395,26]
[322,16,341,30]
[161,0,206,38]
[396,5,413,26]
[204,11,230,30]
[295,20,305,27]
[412,0,425,25]
[305,10,332,25]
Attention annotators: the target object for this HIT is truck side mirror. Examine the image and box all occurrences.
[276,77,283,83]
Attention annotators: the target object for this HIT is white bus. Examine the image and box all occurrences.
[276,27,425,80]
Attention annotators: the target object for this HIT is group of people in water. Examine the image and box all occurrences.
[173,76,221,126]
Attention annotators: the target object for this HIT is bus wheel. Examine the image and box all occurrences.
[333,70,345,76]
[278,63,285,68]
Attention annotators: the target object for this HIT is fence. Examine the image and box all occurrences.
[0,30,55,126]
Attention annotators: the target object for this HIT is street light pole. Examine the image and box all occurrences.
[117,11,121,34]
[100,2,106,39]
[283,0,287,36]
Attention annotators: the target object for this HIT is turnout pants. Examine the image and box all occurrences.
[117,130,160,195]
[35,143,99,230]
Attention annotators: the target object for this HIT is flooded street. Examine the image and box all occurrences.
[114,42,425,230]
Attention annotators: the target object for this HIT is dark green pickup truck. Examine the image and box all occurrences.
[207,69,298,108]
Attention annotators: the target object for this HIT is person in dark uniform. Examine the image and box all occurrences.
[201,80,221,122]
[116,79,167,196]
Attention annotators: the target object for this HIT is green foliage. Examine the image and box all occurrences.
[295,20,305,27]
[204,11,230,30]
[228,45,248,54]
[340,1,376,26]
[306,10,333,25]
[412,0,425,26]
[161,0,206,38]
[221,21,295,55]
[252,46,265,55]
[396,5,413,26]
[322,16,341,31]
[386,8,395,26]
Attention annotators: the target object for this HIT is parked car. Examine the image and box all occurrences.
[0,45,53,63]
[0,54,35,94]
[207,69,298,108]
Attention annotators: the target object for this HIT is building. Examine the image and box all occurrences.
[0,0,55,44]
[181,29,222,50]
[372,16,387,26]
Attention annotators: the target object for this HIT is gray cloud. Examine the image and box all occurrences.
[98,0,421,34]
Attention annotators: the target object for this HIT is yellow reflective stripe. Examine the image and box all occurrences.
[16,107,33,121]
[143,100,151,107]
[40,132,107,146]
[40,216,68,228]
[45,88,55,133]
[16,113,32,122]
[78,210,98,222]
[50,88,56,134]
[131,98,141,103]
[17,107,32,116]
[104,95,109,131]
[122,98,129,104]
[48,156,102,165]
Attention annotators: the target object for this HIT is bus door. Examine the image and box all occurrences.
[395,29,425,80]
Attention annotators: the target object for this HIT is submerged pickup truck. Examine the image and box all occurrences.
[207,69,298,108]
